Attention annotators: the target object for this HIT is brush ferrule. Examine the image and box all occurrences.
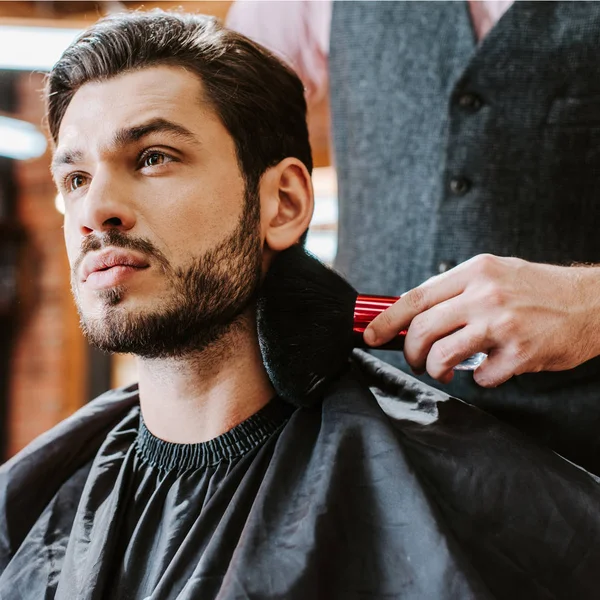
[353,294,406,350]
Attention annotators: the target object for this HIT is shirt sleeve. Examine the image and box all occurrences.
[226,0,331,104]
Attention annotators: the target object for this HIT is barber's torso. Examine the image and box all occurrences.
[331,0,600,291]
[330,1,600,471]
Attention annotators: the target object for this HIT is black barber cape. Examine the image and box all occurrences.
[1,351,599,599]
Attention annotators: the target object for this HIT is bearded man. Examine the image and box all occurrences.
[0,11,599,600]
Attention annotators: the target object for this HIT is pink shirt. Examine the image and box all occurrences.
[227,0,513,103]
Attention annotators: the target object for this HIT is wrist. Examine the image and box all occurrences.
[572,265,600,361]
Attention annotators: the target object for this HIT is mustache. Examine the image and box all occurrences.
[72,229,170,276]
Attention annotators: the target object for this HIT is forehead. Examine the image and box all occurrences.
[56,65,216,149]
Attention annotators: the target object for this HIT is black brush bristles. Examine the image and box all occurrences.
[257,244,359,407]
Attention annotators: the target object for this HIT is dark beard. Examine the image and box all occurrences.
[73,190,263,358]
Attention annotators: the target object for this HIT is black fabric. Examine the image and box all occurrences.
[1,353,600,599]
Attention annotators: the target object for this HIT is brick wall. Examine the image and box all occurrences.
[7,71,88,457]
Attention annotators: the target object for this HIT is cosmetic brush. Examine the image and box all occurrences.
[256,244,484,406]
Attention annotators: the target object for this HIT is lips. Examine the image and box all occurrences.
[81,249,150,284]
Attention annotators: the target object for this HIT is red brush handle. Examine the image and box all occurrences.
[353,294,406,350]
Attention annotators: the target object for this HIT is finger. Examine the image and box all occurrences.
[424,326,488,383]
[472,348,519,388]
[402,296,469,372]
[365,272,468,346]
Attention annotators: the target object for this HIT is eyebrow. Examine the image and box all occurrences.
[51,117,200,173]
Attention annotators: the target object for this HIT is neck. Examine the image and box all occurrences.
[136,312,275,443]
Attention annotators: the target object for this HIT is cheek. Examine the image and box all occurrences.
[63,213,80,268]
[153,182,245,252]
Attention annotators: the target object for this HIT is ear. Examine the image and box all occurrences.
[260,157,314,254]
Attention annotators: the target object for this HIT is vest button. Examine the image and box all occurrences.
[449,177,471,195]
[438,260,457,274]
[458,93,483,111]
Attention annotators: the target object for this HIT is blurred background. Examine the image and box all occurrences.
[0,1,337,460]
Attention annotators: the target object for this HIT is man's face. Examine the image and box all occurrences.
[53,66,263,357]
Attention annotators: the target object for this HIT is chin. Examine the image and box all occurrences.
[95,286,127,306]
[76,288,125,323]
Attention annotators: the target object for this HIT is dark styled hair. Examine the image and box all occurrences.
[45,10,313,194]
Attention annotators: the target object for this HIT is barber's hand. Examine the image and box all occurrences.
[363,254,600,387]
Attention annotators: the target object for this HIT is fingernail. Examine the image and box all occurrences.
[474,376,494,388]
[364,329,377,346]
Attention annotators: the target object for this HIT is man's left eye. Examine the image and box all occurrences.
[143,152,167,167]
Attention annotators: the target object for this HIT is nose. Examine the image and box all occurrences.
[79,169,136,236]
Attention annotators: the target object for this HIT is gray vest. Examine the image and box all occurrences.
[331,1,600,293]
[329,1,600,473]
